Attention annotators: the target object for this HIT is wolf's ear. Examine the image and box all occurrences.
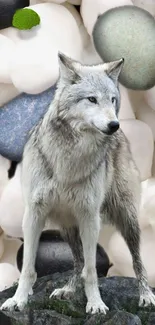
[58,52,80,84]
[104,58,124,84]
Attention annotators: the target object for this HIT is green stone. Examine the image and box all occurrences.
[12,8,40,30]
[93,6,155,90]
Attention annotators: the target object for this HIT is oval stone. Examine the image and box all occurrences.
[0,86,56,162]
[93,5,155,90]
[17,230,111,278]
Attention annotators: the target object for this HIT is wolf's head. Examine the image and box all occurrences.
[56,52,124,135]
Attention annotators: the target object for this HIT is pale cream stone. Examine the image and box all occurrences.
[120,119,154,181]
[0,263,20,292]
[0,165,24,238]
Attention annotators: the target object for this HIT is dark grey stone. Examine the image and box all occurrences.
[103,311,141,325]
[144,312,155,325]
[8,310,79,325]
[0,311,12,325]
[0,273,155,325]
[0,86,56,162]
[16,230,111,278]
[0,0,29,29]
[84,311,141,325]
[32,310,81,325]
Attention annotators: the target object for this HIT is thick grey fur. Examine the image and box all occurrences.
[1,53,155,314]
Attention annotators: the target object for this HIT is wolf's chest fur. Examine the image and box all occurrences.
[48,164,107,227]
[31,117,111,226]
[40,116,109,184]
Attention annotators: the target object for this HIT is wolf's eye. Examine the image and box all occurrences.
[87,97,98,104]
[111,97,116,104]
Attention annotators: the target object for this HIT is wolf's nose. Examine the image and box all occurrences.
[108,121,119,133]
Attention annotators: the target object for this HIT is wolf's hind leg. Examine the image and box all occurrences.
[50,226,84,300]
[0,205,46,312]
[112,198,155,307]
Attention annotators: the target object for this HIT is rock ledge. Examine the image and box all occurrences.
[0,271,155,325]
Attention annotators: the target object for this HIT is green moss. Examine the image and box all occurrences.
[123,301,138,315]
[12,8,40,30]
[29,297,85,318]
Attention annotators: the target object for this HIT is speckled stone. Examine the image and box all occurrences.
[0,86,56,162]
[93,5,155,90]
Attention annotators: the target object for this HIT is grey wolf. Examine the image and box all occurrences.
[1,53,155,314]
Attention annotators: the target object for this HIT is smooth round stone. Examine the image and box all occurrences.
[17,230,111,278]
[0,155,10,199]
[9,3,84,94]
[93,5,155,90]
[0,164,24,238]
[144,86,155,111]
[136,99,155,140]
[0,35,15,83]
[0,263,20,291]
[120,119,154,181]
[0,0,29,29]
[0,86,56,162]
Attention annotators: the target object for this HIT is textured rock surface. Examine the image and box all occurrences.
[0,272,155,324]
[0,86,56,162]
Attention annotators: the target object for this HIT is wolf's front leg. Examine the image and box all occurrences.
[0,206,45,312]
[79,213,109,314]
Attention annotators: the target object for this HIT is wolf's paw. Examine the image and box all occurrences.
[139,288,155,307]
[0,296,27,312]
[50,286,74,300]
[86,299,109,314]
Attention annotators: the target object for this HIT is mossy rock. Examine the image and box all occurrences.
[12,8,40,30]
[93,5,155,90]
[29,297,84,318]
[1,274,155,324]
